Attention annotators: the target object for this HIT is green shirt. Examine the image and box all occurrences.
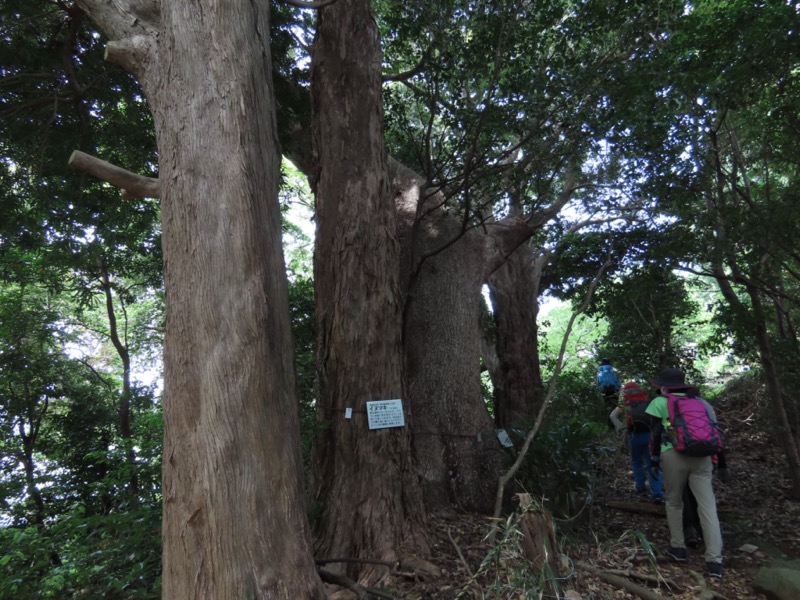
[645,393,686,453]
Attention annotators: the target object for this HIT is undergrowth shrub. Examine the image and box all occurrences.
[547,369,609,425]
[0,504,161,599]
[511,416,611,520]
[509,370,614,519]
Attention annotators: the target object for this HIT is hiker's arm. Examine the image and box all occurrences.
[715,449,730,482]
[648,418,663,478]
[649,417,663,459]
[701,398,718,422]
[609,407,625,433]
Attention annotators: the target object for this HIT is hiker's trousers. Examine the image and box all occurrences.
[630,431,663,497]
[661,450,723,564]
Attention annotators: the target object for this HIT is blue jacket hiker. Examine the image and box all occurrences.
[645,367,724,580]
[609,381,663,502]
[597,358,621,408]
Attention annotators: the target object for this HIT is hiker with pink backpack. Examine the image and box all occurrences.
[646,367,725,579]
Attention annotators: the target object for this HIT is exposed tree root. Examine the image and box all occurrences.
[316,557,396,569]
[602,500,666,516]
[318,567,399,600]
[604,568,667,586]
[447,525,475,577]
[576,560,670,600]
[318,568,368,599]
[689,570,728,600]
[316,555,441,599]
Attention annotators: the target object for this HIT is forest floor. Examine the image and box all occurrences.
[390,386,800,599]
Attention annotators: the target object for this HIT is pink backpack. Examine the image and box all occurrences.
[666,393,723,457]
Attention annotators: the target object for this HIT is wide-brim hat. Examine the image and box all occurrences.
[650,367,690,390]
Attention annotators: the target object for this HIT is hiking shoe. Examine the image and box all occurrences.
[636,487,648,497]
[665,546,688,562]
[706,561,723,578]
[652,495,663,504]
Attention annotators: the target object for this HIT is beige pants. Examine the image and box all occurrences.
[661,450,723,563]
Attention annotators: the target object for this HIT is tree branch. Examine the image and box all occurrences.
[277,0,341,8]
[575,560,670,600]
[69,150,160,199]
[75,0,159,77]
[383,55,427,82]
[75,0,159,41]
[105,35,153,73]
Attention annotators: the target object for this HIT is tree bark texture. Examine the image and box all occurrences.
[271,83,575,515]
[76,1,324,598]
[393,164,536,514]
[310,0,427,582]
[487,245,545,431]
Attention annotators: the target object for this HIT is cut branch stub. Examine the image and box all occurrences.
[68,150,160,199]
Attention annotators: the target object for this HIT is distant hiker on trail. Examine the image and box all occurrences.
[596,358,621,409]
[646,367,725,579]
[609,381,663,503]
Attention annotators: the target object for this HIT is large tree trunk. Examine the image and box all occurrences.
[403,217,504,514]
[393,160,575,513]
[394,165,540,514]
[487,244,545,431]
[76,2,324,598]
[309,0,427,583]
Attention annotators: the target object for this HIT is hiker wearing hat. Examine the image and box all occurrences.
[645,367,724,579]
[609,381,664,502]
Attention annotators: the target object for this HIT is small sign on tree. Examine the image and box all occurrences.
[366,399,405,430]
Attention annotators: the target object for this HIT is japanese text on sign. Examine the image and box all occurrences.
[366,399,405,430]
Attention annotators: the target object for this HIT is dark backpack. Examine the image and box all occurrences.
[666,393,723,457]
[623,385,651,432]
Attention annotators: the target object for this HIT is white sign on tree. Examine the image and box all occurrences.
[366,399,405,430]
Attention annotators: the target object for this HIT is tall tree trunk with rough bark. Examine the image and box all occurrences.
[393,162,576,513]
[393,164,555,513]
[487,244,545,431]
[309,0,427,583]
[484,183,603,436]
[75,2,324,598]
[402,210,505,514]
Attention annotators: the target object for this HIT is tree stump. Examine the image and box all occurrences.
[517,493,561,576]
